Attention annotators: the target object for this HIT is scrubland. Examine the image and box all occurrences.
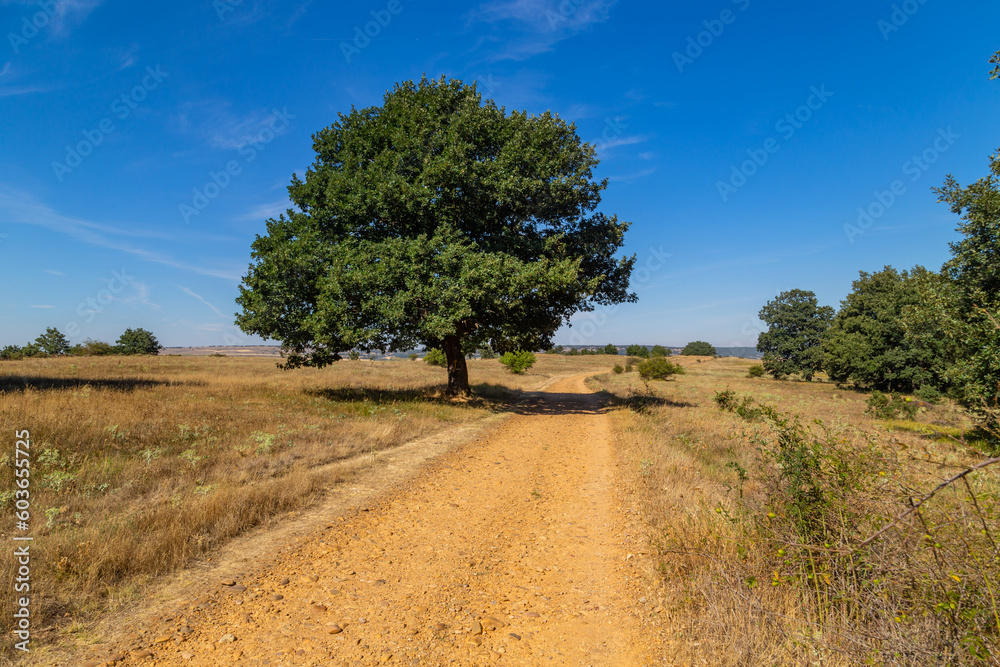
[593,356,999,665]
[0,353,609,656]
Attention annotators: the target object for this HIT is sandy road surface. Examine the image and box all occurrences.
[67,374,663,666]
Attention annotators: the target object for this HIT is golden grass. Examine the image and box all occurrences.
[591,356,1000,665]
[0,353,617,657]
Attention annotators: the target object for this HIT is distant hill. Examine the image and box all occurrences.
[714,347,762,359]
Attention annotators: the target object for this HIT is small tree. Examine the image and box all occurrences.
[116,328,162,356]
[681,341,716,356]
[638,357,685,381]
[603,343,619,355]
[423,348,447,367]
[35,327,70,356]
[650,344,670,358]
[0,345,23,360]
[756,290,833,380]
[626,344,650,358]
[499,350,536,374]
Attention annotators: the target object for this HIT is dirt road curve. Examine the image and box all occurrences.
[76,374,662,666]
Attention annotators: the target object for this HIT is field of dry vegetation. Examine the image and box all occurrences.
[592,356,1000,666]
[0,353,613,658]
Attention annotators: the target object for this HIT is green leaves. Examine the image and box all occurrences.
[822,266,949,393]
[757,290,833,381]
[237,76,635,392]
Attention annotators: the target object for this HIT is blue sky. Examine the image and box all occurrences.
[1,0,998,349]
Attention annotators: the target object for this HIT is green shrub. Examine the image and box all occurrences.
[348,350,361,361]
[681,340,717,356]
[747,364,765,378]
[624,363,633,373]
[499,350,536,374]
[1,345,23,360]
[650,345,670,358]
[612,364,624,374]
[865,390,918,420]
[626,344,650,358]
[604,343,619,355]
[116,328,161,355]
[914,385,943,405]
[423,348,447,367]
[638,357,685,381]
[713,389,738,411]
[478,346,497,359]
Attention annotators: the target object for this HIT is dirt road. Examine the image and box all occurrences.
[71,374,663,666]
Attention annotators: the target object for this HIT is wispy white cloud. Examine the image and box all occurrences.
[598,135,648,151]
[115,42,140,70]
[236,200,297,222]
[172,100,291,151]
[29,304,54,309]
[0,186,242,281]
[178,285,225,318]
[43,269,65,276]
[607,168,656,183]
[120,281,161,310]
[1,0,106,38]
[469,0,617,61]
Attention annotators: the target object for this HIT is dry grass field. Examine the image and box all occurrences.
[592,356,1000,665]
[3,352,997,664]
[0,353,614,658]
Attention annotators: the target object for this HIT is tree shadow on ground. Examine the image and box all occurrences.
[306,383,522,412]
[0,376,176,393]
[592,388,697,413]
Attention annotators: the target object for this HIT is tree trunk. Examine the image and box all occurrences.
[442,335,471,397]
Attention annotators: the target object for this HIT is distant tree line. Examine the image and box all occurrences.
[754,104,1000,430]
[0,327,162,360]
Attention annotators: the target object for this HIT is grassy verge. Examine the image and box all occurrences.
[591,356,999,666]
[0,353,617,657]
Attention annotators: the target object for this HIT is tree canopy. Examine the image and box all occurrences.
[34,327,69,356]
[934,135,1000,428]
[236,76,635,395]
[681,341,716,356]
[821,266,948,392]
[626,344,649,358]
[757,290,833,380]
[116,328,162,355]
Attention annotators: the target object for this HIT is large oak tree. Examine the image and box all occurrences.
[236,77,635,395]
